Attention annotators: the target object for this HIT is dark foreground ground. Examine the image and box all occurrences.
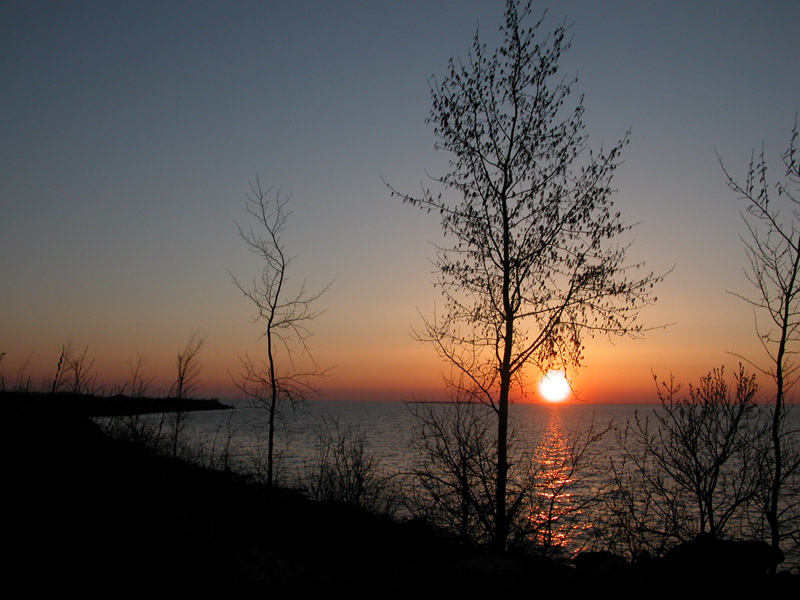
[4,393,799,598]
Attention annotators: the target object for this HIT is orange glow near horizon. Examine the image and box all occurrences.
[1,332,769,405]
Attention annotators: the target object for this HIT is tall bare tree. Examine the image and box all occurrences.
[390,0,659,551]
[230,178,331,487]
[719,115,800,564]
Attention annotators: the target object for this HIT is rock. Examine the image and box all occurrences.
[665,532,784,578]
[573,550,628,579]
[448,553,576,594]
[451,554,530,578]
[238,549,310,588]
[448,554,538,595]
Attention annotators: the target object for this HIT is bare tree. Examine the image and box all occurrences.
[166,333,205,457]
[406,396,498,546]
[303,416,399,515]
[230,178,331,487]
[49,341,100,395]
[50,343,69,393]
[608,366,764,552]
[390,0,659,551]
[127,350,156,398]
[207,411,238,472]
[169,333,205,400]
[719,115,800,563]
[594,448,676,560]
[17,357,34,392]
[66,345,100,395]
[407,391,611,554]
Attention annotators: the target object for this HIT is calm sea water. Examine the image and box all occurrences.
[177,400,631,480]
[117,400,798,565]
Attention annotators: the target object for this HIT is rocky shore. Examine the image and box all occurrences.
[4,393,798,597]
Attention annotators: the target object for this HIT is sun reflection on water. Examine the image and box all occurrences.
[522,408,601,555]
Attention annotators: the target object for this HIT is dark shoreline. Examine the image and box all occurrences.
[4,392,798,596]
[1,389,232,417]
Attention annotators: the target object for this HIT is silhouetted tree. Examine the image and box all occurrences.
[0,352,34,393]
[390,0,659,551]
[49,341,100,395]
[169,333,205,400]
[166,333,205,457]
[230,178,331,487]
[50,343,69,393]
[303,416,399,515]
[608,366,764,553]
[66,344,99,395]
[406,395,498,546]
[127,350,156,398]
[719,116,800,564]
[407,389,611,553]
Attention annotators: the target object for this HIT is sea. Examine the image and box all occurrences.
[102,400,800,566]
[174,399,629,482]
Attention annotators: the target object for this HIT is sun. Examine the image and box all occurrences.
[539,370,571,403]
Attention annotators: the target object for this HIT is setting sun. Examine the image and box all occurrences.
[539,370,571,403]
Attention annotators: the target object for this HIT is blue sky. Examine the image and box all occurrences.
[2,1,799,401]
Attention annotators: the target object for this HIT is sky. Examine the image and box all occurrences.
[2,0,799,403]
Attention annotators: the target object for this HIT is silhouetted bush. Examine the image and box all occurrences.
[302,415,402,516]
[597,366,767,557]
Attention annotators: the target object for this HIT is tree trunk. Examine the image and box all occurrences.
[494,183,514,553]
[268,394,276,487]
[768,362,783,575]
[494,377,510,552]
[267,324,277,488]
